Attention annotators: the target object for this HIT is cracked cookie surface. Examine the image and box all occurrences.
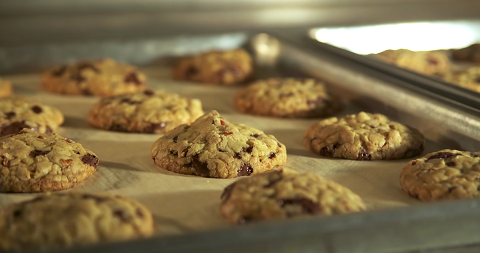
[151,110,287,178]
[220,169,366,224]
[304,112,425,160]
[0,97,64,137]
[234,78,342,118]
[172,49,253,85]
[400,149,480,201]
[41,58,147,96]
[88,89,204,134]
[376,49,451,76]
[0,78,13,98]
[0,129,98,192]
[0,191,154,252]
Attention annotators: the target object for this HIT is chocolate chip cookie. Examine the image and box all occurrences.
[41,58,147,96]
[88,89,204,134]
[443,66,480,92]
[220,169,366,224]
[172,49,253,85]
[234,78,342,118]
[0,129,98,192]
[0,191,154,252]
[400,149,480,201]
[0,78,13,98]
[304,112,424,160]
[151,110,287,178]
[451,43,480,63]
[0,97,64,137]
[376,49,451,76]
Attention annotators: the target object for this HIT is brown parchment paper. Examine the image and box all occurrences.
[0,66,447,236]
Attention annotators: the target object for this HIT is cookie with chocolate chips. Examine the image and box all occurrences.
[220,169,366,224]
[400,149,480,201]
[0,129,98,192]
[88,89,204,134]
[0,78,13,98]
[304,112,424,160]
[41,58,147,96]
[172,49,253,85]
[151,110,287,178]
[234,78,342,118]
[376,49,451,77]
[443,66,480,92]
[0,97,64,137]
[0,191,154,252]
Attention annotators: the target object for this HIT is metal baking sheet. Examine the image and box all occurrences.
[309,20,480,109]
[1,31,480,253]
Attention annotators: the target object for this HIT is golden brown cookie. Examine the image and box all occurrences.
[172,49,253,85]
[443,66,480,92]
[0,129,98,192]
[151,110,287,178]
[400,149,480,201]
[0,97,64,137]
[304,112,425,160]
[221,169,366,224]
[234,78,342,118]
[0,78,13,98]
[88,89,204,134]
[0,191,154,252]
[376,49,451,76]
[41,58,147,96]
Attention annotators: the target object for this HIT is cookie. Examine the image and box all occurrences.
[220,169,366,224]
[151,110,287,178]
[0,129,98,192]
[88,89,204,134]
[172,49,253,85]
[443,66,480,92]
[451,43,480,63]
[0,97,64,137]
[41,58,147,96]
[400,149,480,201]
[304,112,425,160]
[0,78,13,98]
[234,78,342,118]
[376,49,451,76]
[0,191,154,252]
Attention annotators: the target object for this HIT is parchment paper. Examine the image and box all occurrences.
[0,66,447,236]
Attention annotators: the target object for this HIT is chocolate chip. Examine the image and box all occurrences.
[1,121,34,136]
[269,153,276,159]
[234,152,242,159]
[110,124,128,132]
[173,136,178,143]
[12,209,23,219]
[29,150,50,157]
[4,112,16,119]
[474,154,480,158]
[243,146,253,153]
[52,65,67,76]
[426,152,460,161]
[124,72,142,85]
[319,143,340,157]
[120,98,141,105]
[82,89,92,95]
[71,73,86,83]
[144,122,167,133]
[113,210,130,222]
[73,150,80,154]
[143,89,154,96]
[411,161,417,166]
[169,150,178,156]
[81,153,99,168]
[251,134,259,138]
[446,161,456,167]
[357,149,372,161]
[237,164,253,177]
[185,66,198,78]
[31,105,42,114]
[278,198,319,214]
[192,155,209,177]
[220,182,236,202]
[448,186,456,193]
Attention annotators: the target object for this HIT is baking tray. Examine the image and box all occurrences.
[1,31,480,253]
[309,20,480,110]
